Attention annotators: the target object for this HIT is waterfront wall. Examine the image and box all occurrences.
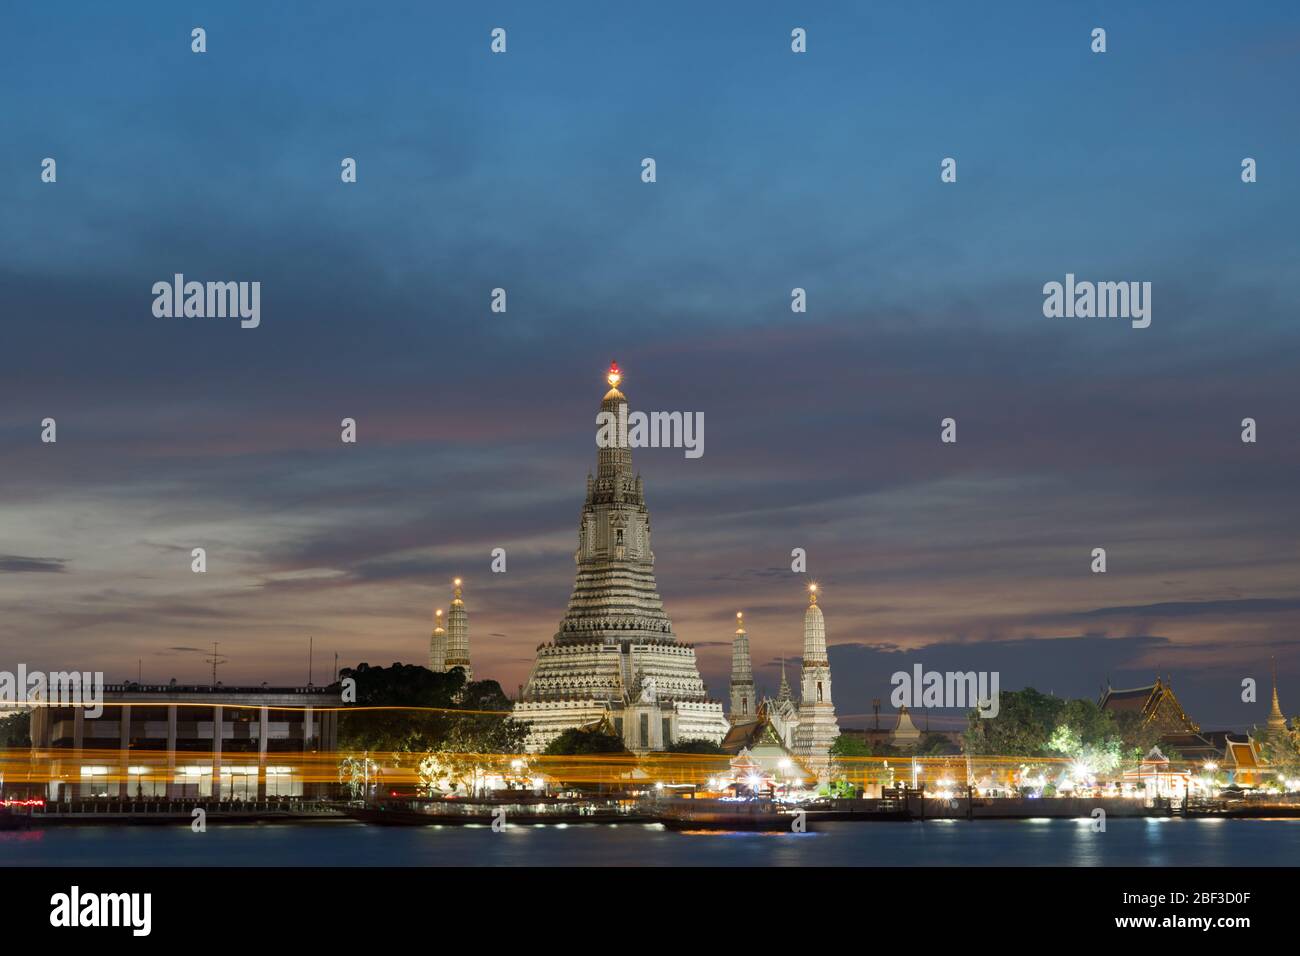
[831,796,1170,819]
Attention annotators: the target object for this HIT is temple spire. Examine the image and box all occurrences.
[445,577,471,681]
[793,582,840,780]
[777,657,792,703]
[729,612,756,724]
[429,607,446,672]
[800,583,829,680]
[1267,657,1287,738]
[597,360,632,481]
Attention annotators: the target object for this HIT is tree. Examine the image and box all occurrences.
[441,679,529,754]
[963,688,1064,756]
[543,727,628,755]
[665,738,726,755]
[831,734,900,758]
[1263,726,1300,784]
[0,710,31,748]
[964,689,1140,775]
[822,778,857,799]
[1113,710,1162,756]
[1048,725,1125,777]
[1055,698,1117,747]
[830,734,871,757]
[916,732,959,756]
[333,663,527,756]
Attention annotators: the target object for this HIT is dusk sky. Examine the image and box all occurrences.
[2,3,1298,730]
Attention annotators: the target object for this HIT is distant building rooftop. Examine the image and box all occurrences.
[96,683,341,705]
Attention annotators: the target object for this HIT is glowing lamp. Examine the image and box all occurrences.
[607,361,622,388]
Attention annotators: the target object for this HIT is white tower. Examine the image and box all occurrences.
[429,607,446,672]
[793,583,839,778]
[445,578,471,681]
[729,612,756,724]
[800,584,831,708]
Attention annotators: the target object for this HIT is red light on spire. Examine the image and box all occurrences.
[607,361,622,388]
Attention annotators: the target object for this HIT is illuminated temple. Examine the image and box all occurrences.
[726,584,841,781]
[429,578,471,681]
[513,363,730,752]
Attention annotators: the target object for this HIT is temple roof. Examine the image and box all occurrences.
[1199,729,1233,751]
[1226,738,1261,770]
[1097,684,1156,712]
[720,715,789,756]
[1099,676,1199,733]
[776,659,792,703]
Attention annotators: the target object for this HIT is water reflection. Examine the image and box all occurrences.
[2,818,1297,867]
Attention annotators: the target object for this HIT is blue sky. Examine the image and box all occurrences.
[2,2,1299,730]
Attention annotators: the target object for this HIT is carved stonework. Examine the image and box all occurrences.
[513,365,728,752]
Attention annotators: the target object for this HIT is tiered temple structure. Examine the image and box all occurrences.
[513,363,729,752]
[429,607,446,672]
[793,584,840,774]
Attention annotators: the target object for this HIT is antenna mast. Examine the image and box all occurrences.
[204,642,227,685]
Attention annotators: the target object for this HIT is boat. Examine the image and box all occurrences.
[654,798,808,832]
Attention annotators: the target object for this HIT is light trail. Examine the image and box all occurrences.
[0,747,1071,789]
[9,702,515,716]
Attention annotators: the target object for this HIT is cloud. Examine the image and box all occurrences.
[2,2,1299,730]
[0,555,66,573]
[1073,598,1300,619]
